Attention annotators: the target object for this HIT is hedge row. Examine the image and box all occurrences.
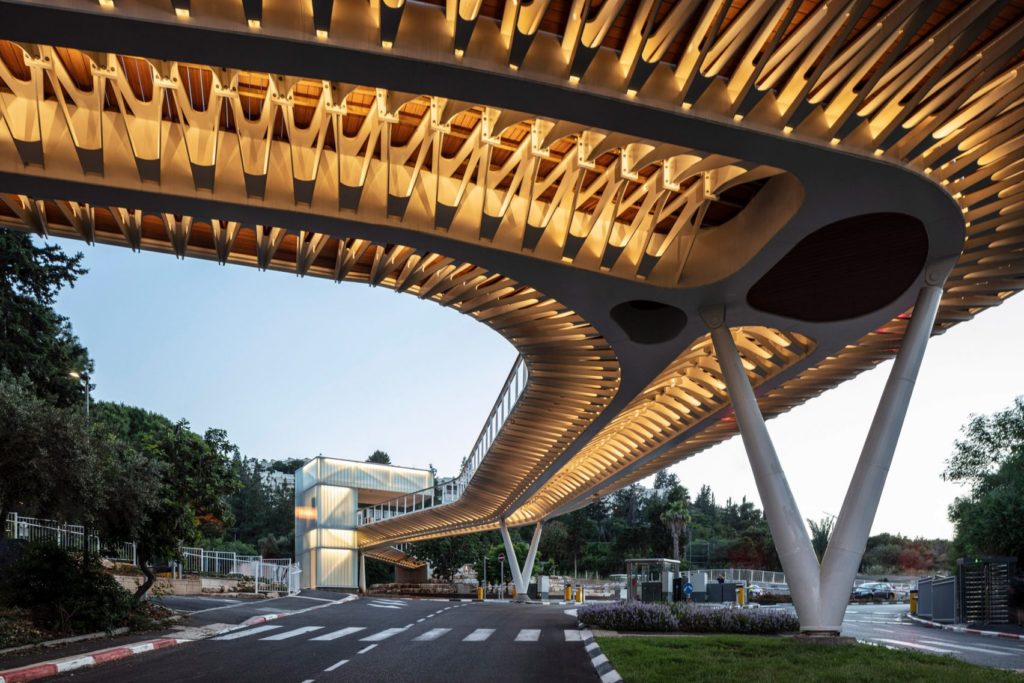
[577,601,800,634]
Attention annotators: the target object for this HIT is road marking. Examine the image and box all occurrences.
[564,630,582,642]
[464,628,495,642]
[325,659,349,672]
[369,603,402,609]
[310,627,365,641]
[416,618,425,623]
[360,627,408,642]
[919,639,1012,656]
[261,626,324,641]
[877,638,953,654]
[357,644,378,654]
[373,599,406,605]
[413,628,452,641]
[515,629,541,642]
[212,625,281,640]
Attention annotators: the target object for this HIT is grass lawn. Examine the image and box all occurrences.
[596,634,1022,683]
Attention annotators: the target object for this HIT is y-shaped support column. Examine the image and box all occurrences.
[499,520,544,599]
[706,284,943,634]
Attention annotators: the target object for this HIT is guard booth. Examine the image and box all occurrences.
[625,558,680,603]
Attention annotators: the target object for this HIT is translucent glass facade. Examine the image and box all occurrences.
[294,457,433,589]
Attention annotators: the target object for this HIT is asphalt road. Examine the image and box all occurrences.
[837,603,1024,670]
[55,596,598,683]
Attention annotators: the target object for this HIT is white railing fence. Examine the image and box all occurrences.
[5,512,137,564]
[178,546,299,594]
[357,355,528,526]
[698,568,788,586]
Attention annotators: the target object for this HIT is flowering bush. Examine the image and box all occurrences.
[578,601,678,632]
[577,601,800,634]
[671,603,800,634]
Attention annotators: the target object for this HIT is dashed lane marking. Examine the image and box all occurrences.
[413,628,452,642]
[369,603,402,610]
[515,629,541,642]
[357,644,377,655]
[310,627,365,641]
[464,629,495,642]
[325,659,349,672]
[212,625,281,640]
[919,639,1013,656]
[261,626,325,641]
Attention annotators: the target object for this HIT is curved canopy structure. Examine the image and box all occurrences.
[1,0,1022,628]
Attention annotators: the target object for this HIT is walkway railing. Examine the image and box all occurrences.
[178,546,298,594]
[5,512,137,564]
[357,355,528,526]
[698,568,788,585]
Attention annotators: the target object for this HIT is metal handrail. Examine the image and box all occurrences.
[357,355,528,526]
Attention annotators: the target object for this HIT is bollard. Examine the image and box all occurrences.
[736,585,745,607]
[909,590,918,615]
[476,586,485,601]
[510,585,516,599]
[574,586,582,603]
[565,584,573,602]
[580,585,586,603]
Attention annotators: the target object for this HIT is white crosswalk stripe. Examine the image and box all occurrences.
[515,629,541,642]
[361,627,408,642]
[369,603,402,609]
[261,626,324,641]
[311,627,366,641]
[213,625,282,640]
[464,628,495,642]
[413,628,452,642]
[877,638,954,654]
[564,630,582,642]
[919,639,1012,656]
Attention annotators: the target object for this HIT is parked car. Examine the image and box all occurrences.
[746,584,765,597]
[850,582,897,601]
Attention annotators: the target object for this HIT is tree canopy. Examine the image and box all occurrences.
[944,397,1024,564]
[367,450,391,464]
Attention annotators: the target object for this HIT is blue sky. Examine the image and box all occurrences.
[50,237,1024,539]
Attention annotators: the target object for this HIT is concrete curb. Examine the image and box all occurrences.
[0,637,188,683]
[0,593,360,683]
[906,614,1024,641]
[578,623,623,683]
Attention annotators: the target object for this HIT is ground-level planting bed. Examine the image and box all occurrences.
[596,635,1020,683]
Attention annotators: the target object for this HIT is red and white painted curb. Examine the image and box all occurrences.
[0,638,188,683]
[0,593,359,683]
[907,614,1024,641]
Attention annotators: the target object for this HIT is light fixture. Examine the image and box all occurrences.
[830,137,840,145]
[626,88,637,98]
[454,48,464,58]
[509,63,519,71]
[382,40,393,49]
[681,102,692,111]
[248,18,261,29]
[733,114,743,122]
[569,75,580,85]
[873,148,884,156]
[175,6,189,18]
[782,125,793,135]
[99,0,114,8]
[68,371,82,380]
[316,28,328,40]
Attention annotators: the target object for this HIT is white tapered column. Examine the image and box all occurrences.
[819,285,944,627]
[708,319,825,631]
[359,551,367,593]
[520,523,544,590]
[499,520,526,595]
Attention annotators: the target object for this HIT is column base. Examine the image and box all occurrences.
[794,632,853,644]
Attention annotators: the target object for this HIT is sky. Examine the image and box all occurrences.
[49,237,1024,540]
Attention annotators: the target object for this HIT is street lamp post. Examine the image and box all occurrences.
[68,370,90,420]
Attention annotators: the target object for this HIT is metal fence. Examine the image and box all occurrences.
[178,546,299,594]
[357,356,528,526]
[698,568,788,586]
[5,512,137,564]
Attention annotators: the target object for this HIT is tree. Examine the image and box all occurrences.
[660,501,691,561]
[0,230,91,408]
[944,397,1024,564]
[0,372,95,537]
[807,515,835,563]
[367,450,391,464]
[91,403,239,598]
[413,534,484,583]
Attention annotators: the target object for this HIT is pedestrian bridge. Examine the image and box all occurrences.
[2,0,1021,633]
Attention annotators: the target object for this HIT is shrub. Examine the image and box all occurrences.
[578,601,678,632]
[0,542,159,634]
[577,601,801,634]
[672,603,800,634]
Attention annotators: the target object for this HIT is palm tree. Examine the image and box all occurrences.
[661,501,691,561]
[807,515,835,562]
